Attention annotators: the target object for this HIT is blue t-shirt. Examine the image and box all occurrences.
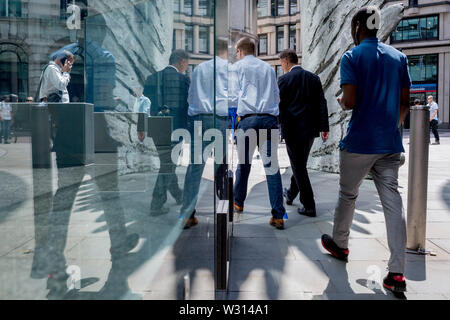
[339,37,411,154]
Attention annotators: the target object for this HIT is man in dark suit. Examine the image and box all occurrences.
[142,50,190,214]
[278,49,329,218]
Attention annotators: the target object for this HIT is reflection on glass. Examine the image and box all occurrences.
[0,0,222,300]
[391,15,439,43]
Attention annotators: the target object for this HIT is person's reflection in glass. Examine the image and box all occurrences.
[43,8,139,298]
[180,39,230,229]
[131,87,151,116]
[141,50,190,215]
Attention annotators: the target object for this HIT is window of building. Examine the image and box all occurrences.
[185,25,193,52]
[408,54,438,83]
[391,15,439,43]
[198,0,211,16]
[199,26,209,53]
[271,0,284,16]
[257,0,268,17]
[0,0,22,17]
[0,43,28,101]
[258,34,268,55]
[187,64,195,78]
[184,0,193,16]
[173,29,177,50]
[276,26,284,53]
[409,0,418,7]
[276,65,284,79]
[173,0,180,13]
[289,0,298,15]
[289,24,296,50]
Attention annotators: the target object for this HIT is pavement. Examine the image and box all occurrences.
[0,131,449,300]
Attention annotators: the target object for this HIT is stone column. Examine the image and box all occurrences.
[194,24,199,53]
[300,0,406,172]
[284,24,289,50]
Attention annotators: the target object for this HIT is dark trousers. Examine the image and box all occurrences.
[151,145,183,210]
[1,120,11,142]
[430,119,440,142]
[180,115,229,219]
[285,135,316,210]
[234,115,285,219]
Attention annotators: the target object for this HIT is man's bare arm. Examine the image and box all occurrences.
[337,84,357,111]
[399,87,410,128]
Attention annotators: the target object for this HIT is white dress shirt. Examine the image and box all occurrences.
[188,57,230,117]
[133,95,151,116]
[39,61,71,103]
[233,55,280,117]
[428,101,439,121]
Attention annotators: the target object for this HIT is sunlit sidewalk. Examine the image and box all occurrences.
[0,133,449,300]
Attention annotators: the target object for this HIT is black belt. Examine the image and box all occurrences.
[240,113,276,121]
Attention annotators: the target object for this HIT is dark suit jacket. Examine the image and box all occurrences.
[278,66,329,140]
[144,66,190,131]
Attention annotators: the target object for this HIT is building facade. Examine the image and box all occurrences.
[256,0,300,78]
[255,0,450,127]
[387,0,450,127]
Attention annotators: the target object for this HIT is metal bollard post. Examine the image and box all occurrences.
[407,105,430,253]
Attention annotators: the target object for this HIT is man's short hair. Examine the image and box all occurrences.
[169,49,190,65]
[428,95,434,100]
[236,37,256,56]
[352,6,380,37]
[414,99,422,105]
[279,49,298,64]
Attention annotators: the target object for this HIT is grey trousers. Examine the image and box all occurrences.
[333,150,407,274]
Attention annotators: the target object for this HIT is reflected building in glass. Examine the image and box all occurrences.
[0,0,260,300]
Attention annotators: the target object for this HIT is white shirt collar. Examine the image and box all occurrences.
[289,65,301,72]
[167,65,180,73]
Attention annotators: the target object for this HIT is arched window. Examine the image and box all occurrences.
[0,43,28,101]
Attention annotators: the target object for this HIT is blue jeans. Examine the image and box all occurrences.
[180,115,229,218]
[234,115,285,219]
[1,120,11,142]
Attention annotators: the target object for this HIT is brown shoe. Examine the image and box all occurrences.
[234,203,244,213]
[184,217,198,229]
[270,217,284,230]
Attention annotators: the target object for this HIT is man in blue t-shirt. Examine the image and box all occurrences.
[320,6,411,296]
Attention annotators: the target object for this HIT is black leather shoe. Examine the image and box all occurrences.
[283,188,294,206]
[298,207,316,217]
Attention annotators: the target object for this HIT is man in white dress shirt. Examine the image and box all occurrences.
[233,37,286,230]
[38,50,74,103]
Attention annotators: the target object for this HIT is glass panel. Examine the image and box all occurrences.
[173,0,180,13]
[277,0,285,15]
[0,0,216,300]
[258,0,268,17]
[277,26,284,52]
[198,0,210,16]
[185,25,194,52]
[184,0,193,16]
[427,16,438,39]
[290,0,298,15]
[408,54,438,82]
[259,34,268,55]
[199,26,209,53]
[289,24,296,50]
